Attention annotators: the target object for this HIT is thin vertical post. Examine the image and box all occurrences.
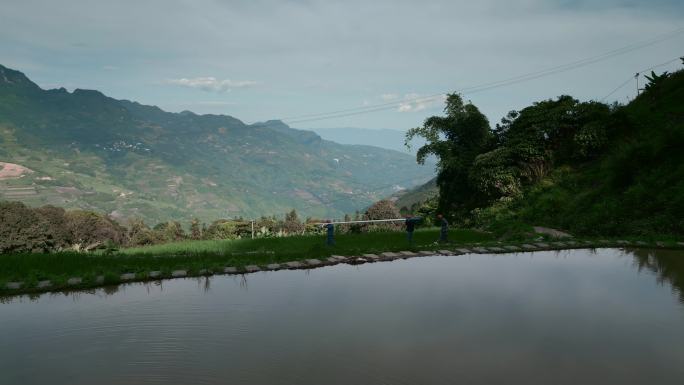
[251,220,254,239]
[635,72,640,96]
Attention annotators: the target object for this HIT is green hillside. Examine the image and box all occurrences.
[405,66,684,236]
[0,64,433,223]
[393,177,437,214]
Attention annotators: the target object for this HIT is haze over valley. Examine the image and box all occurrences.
[0,64,434,223]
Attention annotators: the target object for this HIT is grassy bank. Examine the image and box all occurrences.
[2,227,683,296]
[0,228,491,292]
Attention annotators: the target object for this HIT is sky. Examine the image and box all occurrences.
[1,0,683,131]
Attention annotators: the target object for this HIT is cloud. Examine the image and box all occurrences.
[166,76,258,92]
[192,101,238,106]
[380,93,399,101]
[397,93,446,113]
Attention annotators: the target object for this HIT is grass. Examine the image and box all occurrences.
[0,228,494,293]
[2,226,682,296]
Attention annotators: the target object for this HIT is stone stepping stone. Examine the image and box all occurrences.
[120,273,135,281]
[149,271,161,278]
[616,240,629,245]
[565,240,578,245]
[305,259,321,266]
[677,242,684,247]
[553,242,567,247]
[635,241,648,246]
[503,246,520,251]
[67,277,82,285]
[6,282,22,290]
[172,270,187,277]
[438,249,454,255]
[363,253,381,260]
[37,280,51,289]
[266,263,281,270]
[331,255,348,261]
[472,247,489,253]
[285,261,304,269]
[224,267,238,274]
[656,242,666,247]
[534,243,550,248]
[198,269,210,275]
[456,248,472,254]
[326,257,339,264]
[244,265,260,273]
[399,251,418,257]
[521,244,537,250]
[349,257,368,265]
[380,252,400,259]
[95,276,105,284]
[487,247,505,253]
[418,250,434,256]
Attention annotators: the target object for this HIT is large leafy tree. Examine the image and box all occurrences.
[406,94,493,215]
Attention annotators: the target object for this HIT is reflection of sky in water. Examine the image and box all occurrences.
[2,248,684,385]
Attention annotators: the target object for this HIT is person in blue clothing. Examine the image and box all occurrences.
[437,214,449,243]
[323,220,335,246]
[405,216,421,246]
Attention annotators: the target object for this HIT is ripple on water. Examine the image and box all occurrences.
[2,249,684,385]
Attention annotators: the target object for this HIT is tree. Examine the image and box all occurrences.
[127,218,160,246]
[0,201,57,253]
[66,210,126,248]
[364,199,401,231]
[152,221,186,242]
[643,71,670,96]
[406,93,493,215]
[190,218,202,240]
[283,209,304,234]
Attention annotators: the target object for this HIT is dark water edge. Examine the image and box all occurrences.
[1,248,683,385]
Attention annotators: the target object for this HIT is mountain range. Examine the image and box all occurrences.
[0,64,434,224]
[310,127,426,154]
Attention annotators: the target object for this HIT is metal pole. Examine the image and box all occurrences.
[313,218,408,226]
[635,72,639,96]
[251,220,254,239]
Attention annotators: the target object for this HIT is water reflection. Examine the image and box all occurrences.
[2,248,684,385]
[7,247,683,304]
[631,248,684,303]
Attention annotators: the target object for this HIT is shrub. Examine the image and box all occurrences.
[65,210,126,248]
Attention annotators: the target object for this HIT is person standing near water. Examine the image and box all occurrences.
[405,216,421,246]
[437,214,449,243]
[323,220,335,246]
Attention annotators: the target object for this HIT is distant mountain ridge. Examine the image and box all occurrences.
[0,64,434,223]
[310,127,427,153]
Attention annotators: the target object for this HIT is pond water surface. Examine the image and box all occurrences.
[2,248,684,385]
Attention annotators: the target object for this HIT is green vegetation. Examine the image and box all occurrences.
[394,177,437,215]
[0,64,433,223]
[2,65,684,295]
[0,228,494,292]
[406,66,684,236]
[0,199,413,253]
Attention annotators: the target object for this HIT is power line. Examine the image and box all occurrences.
[600,77,633,102]
[294,174,433,213]
[282,26,684,124]
[600,56,683,102]
[3,28,684,145]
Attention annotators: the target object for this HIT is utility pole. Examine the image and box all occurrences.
[251,219,255,239]
[635,72,640,96]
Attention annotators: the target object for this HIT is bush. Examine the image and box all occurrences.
[0,201,57,253]
[363,199,402,231]
[65,210,126,248]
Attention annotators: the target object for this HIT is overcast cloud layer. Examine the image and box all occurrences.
[1,0,682,130]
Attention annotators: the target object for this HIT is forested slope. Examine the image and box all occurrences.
[406,66,684,236]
